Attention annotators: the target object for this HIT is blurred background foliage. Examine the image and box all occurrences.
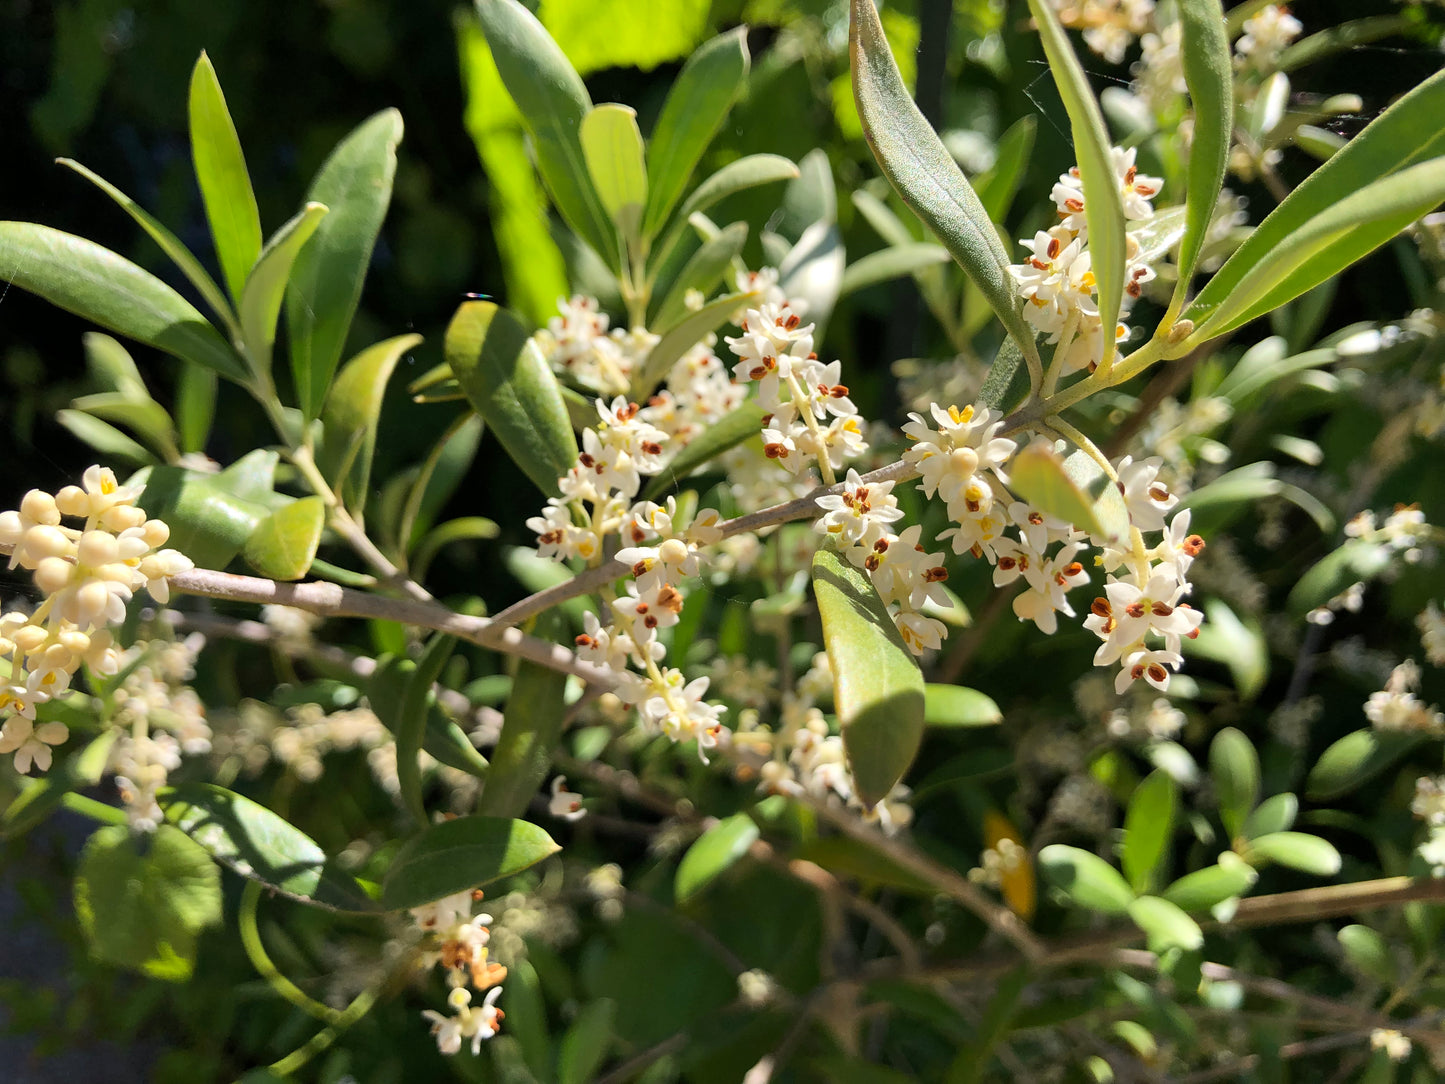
[5,0,1445,1080]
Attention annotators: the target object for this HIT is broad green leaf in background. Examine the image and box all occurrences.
[317,333,422,512]
[812,547,925,810]
[57,159,240,337]
[1209,728,1260,841]
[238,202,327,381]
[75,824,222,981]
[558,998,618,1084]
[1287,539,1394,616]
[82,330,148,399]
[1161,859,1257,912]
[541,0,711,76]
[838,243,951,298]
[397,634,459,824]
[1122,771,1178,894]
[1025,0,1126,369]
[641,401,766,500]
[477,626,570,819]
[445,299,579,496]
[58,411,154,466]
[1306,729,1424,801]
[0,224,248,383]
[642,27,750,238]
[160,783,378,912]
[1338,924,1396,986]
[1244,793,1299,840]
[651,220,748,328]
[410,517,502,583]
[134,461,277,568]
[3,730,118,840]
[242,495,325,581]
[849,0,1040,378]
[1037,844,1134,915]
[175,365,218,455]
[974,115,1038,224]
[286,108,404,420]
[368,655,493,779]
[676,154,799,223]
[188,51,262,305]
[475,0,618,270]
[380,815,561,910]
[1245,832,1342,876]
[580,104,648,247]
[1184,66,1445,339]
[456,13,570,327]
[636,289,756,394]
[923,684,1002,728]
[675,813,760,903]
[1171,0,1233,315]
[1127,895,1203,953]
[400,412,485,552]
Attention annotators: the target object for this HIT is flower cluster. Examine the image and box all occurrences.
[0,466,193,773]
[1084,457,1205,695]
[107,631,210,829]
[1234,4,1303,71]
[1048,0,1155,64]
[725,301,868,484]
[1365,661,1444,734]
[412,889,506,1056]
[1008,148,1162,377]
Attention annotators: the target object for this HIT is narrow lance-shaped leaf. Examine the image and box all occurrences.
[445,300,578,496]
[189,51,262,304]
[380,815,561,910]
[1210,728,1259,841]
[580,104,647,250]
[838,243,952,299]
[1025,0,1127,368]
[1122,770,1177,894]
[477,619,569,819]
[642,27,750,239]
[57,159,239,337]
[1184,65,1445,337]
[317,333,423,513]
[398,634,459,825]
[651,220,748,329]
[1172,0,1232,313]
[286,108,404,420]
[0,223,249,384]
[812,547,925,810]
[1187,158,1445,340]
[636,289,756,395]
[849,0,1041,377]
[474,0,619,270]
[239,202,327,381]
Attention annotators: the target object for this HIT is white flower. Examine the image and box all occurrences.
[548,776,586,822]
[1116,455,1179,532]
[1115,647,1185,694]
[1236,4,1302,70]
[814,470,905,547]
[0,715,69,774]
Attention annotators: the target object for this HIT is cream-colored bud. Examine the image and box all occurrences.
[100,504,147,532]
[59,629,92,655]
[0,510,22,545]
[54,485,89,517]
[23,524,73,562]
[140,519,170,548]
[77,531,119,568]
[76,580,113,623]
[658,538,689,566]
[20,490,61,526]
[12,624,48,654]
[34,556,74,595]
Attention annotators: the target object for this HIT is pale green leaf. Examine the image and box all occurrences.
[1127,895,1203,953]
[636,289,755,395]
[1038,844,1134,915]
[242,496,325,581]
[1173,0,1232,307]
[580,103,647,246]
[317,332,422,512]
[838,243,951,298]
[239,202,327,380]
[675,813,760,903]
[1245,832,1342,876]
[188,51,262,304]
[478,626,570,819]
[1122,771,1177,894]
[1209,728,1259,841]
[923,684,1001,728]
[812,547,925,809]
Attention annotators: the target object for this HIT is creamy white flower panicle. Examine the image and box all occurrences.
[1010,148,1162,376]
[0,466,193,774]
[413,887,508,1056]
[1235,4,1303,70]
[1049,0,1156,64]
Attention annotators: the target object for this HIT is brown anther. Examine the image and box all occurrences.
[1127,281,1142,299]
[575,634,594,647]
[764,443,787,459]
[864,553,882,571]
[761,413,773,426]
[539,530,561,545]
[924,567,948,582]
[1131,662,1147,681]
[1065,197,1084,213]
[1124,165,1137,185]
[635,602,650,615]
[649,395,666,407]
[618,402,640,421]
[829,384,849,398]
[632,560,651,578]
[1063,561,1083,577]
[749,365,768,380]
[657,585,684,613]
[644,615,658,629]
[578,453,595,467]
[642,441,663,455]
[998,556,1018,572]
[785,313,801,330]
[1148,483,1171,502]
[1146,663,1168,684]
[1183,535,1205,556]
[1091,598,1112,618]
[873,537,890,552]
[1028,511,1044,526]
[1150,601,1174,618]
[1030,257,1050,271]
[1047,237,1061,259]
[1125,601,1147,619]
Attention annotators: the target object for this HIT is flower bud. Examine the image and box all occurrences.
[54,485,89,517]
[19,490,61,526]
[34,556,74,596]
[23,524,73,562]
[77,530,119,568]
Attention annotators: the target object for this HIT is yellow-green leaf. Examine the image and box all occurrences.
[580,103,647,247]
[317,333,423,513]
[243,496,325,581]
[188,51,262,304]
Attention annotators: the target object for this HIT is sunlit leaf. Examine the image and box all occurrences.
[1161,859,1257,912]
[812,547,925,810]
[1172,0,1232,308]
[1209,728,1259,841]
[478,623,570,819]
[446,299,578,496]
[242,496,325,581]
[1122,771,1177,894]
[1038,844,1134,915]
[188,51,262,304]
[580,103,647,246]
[239,202,327,380]
[1306,729,1423,801]
[286,108,404,420]
[675,813,760,903]
[1127,895,1203,953]
[923,684,1001,728]
[317,333,422,512]
[1245,832,1342,876]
